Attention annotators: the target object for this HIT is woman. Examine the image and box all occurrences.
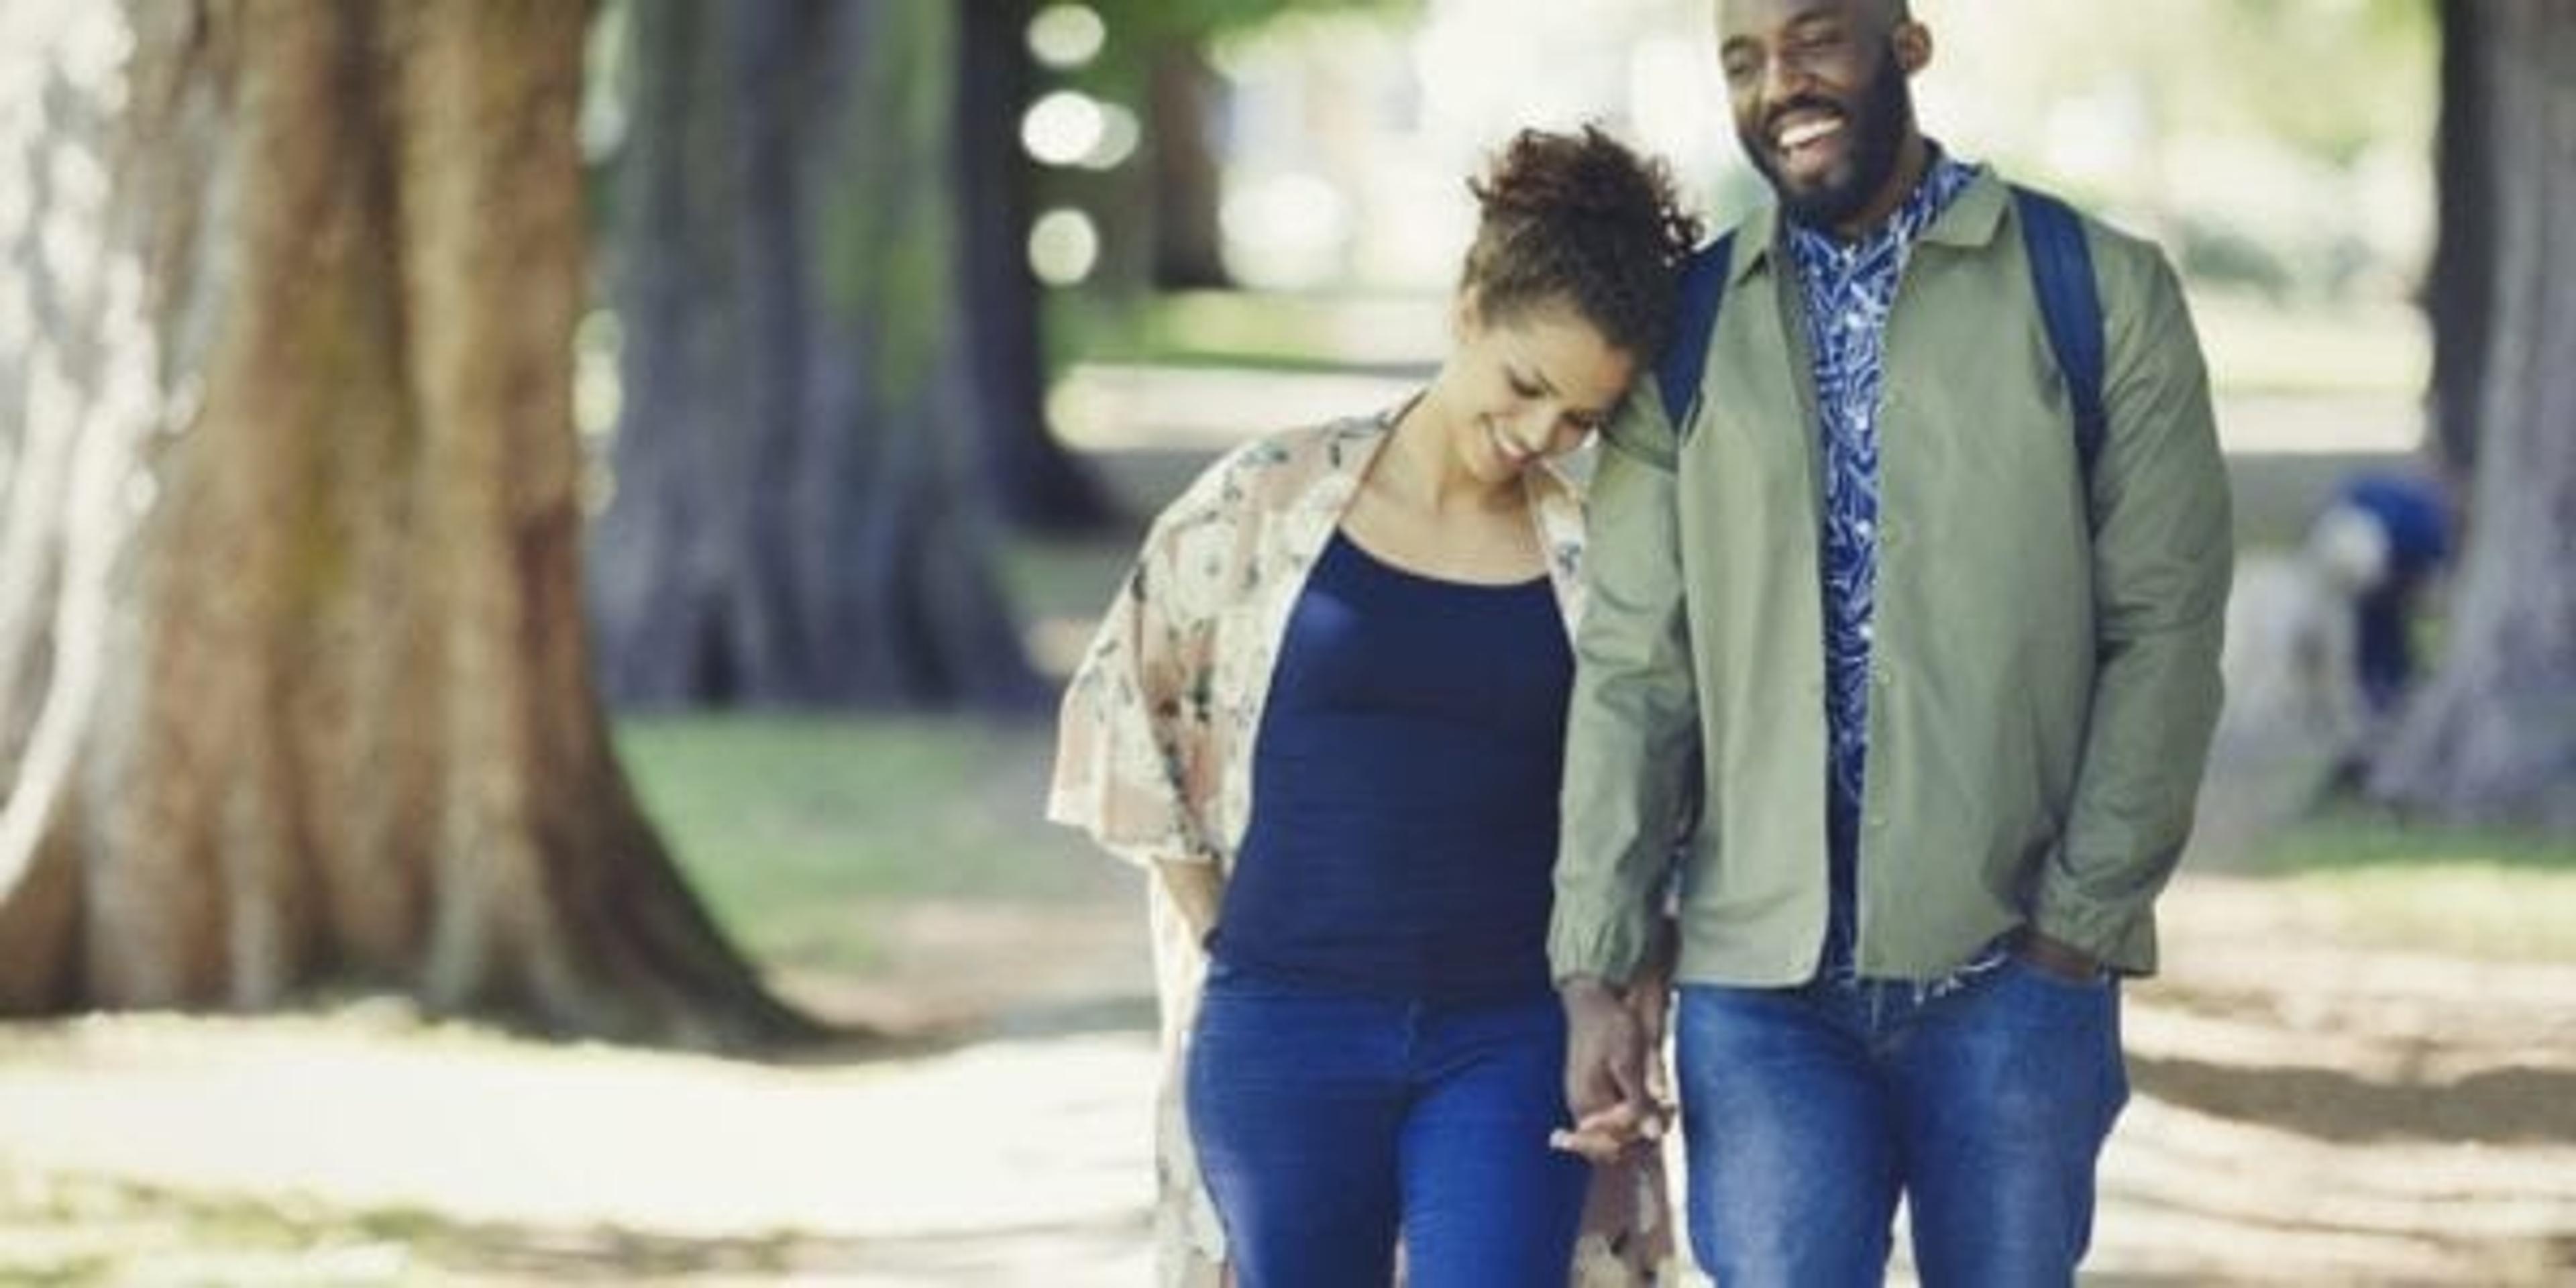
[1049,126,1698,1287]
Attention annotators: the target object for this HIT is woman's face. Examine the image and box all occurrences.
[1441,299,1635,484]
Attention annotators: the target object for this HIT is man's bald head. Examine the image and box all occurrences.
[1720,0,1910,23]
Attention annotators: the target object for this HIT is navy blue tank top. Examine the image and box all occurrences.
[1214,529,1573,1002]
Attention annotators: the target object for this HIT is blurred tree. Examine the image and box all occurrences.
[959,0,1120,532]
[0,1,809,1043]
[2369,0,2576,830]
[589,0,1049,708]
[1083,0,1407,290]
[1145,41,1230,288]
[2422,0,2491,476]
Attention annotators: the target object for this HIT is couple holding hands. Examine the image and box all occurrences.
[1051,1,2231,1284]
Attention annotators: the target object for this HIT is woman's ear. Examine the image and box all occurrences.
[1452,285,1483,343]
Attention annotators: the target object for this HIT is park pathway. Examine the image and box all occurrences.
[0,873,2567,1284]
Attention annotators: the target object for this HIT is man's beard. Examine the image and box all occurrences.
[1744,48,1916,231]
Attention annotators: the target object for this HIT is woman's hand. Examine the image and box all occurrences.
[1552,976,1656,1165]
[1551,917,1680,1167]
[1153,859,1224,944]
[1627,914,1679,1114]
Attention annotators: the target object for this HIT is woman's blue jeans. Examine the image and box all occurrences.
[1185,961,1588,1287]
[1674,957,2128,1287]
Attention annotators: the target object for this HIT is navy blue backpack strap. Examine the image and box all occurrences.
[2010,185,2107,484]
[1654,231,1735,443]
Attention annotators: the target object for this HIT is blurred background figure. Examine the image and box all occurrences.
[2326,470,2455,719]
[0,1,2567,1284]
[2216,466,2453,773]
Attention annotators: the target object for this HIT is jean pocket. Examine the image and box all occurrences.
[2003,951,2116,995]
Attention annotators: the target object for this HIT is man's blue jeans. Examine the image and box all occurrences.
[1185,961,1587,1287]
[1674,957,2127,1287]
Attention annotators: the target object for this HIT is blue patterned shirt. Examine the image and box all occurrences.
[1784,152,1976,980]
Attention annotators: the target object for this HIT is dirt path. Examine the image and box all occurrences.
[848,875,2576,1285]
[2096,876,2576,1283]
[0,873,2565,1285]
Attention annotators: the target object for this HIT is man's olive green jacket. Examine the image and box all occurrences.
[1550,170,2232,986]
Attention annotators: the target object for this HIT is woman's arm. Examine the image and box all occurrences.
[1153,858,1224,945]
[1045,451,1248,871]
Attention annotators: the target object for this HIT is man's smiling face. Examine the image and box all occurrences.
[1717,0,1925,232]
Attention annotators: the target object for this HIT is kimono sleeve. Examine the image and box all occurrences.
[1045,474,1242,870]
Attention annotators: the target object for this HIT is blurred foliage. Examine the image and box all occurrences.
[2197,0,2435,165]
[1932,0,2433,165]
[1922,0,2437,309]
[1076,0,1415,80]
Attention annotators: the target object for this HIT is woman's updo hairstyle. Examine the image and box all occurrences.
[1459,125,1703,360]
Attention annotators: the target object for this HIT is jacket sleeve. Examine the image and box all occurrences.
[1550,386,1703,987]
[2033,246,2233,969]
[1045,464,1243,871]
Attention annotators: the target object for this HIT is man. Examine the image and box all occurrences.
[2213,468,2450,787]
[1548,1,2233,1283]
[2322,470,2451,718]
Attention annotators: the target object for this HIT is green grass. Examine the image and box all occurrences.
[1053,283,2428,397]
[1050,288,1443,374]
[616,710,2576,974]
[614,716,1093,973]
[2245,804,2576,962]
[608,527,1158,980]
[1000,533,1138,628]
[2255,804,2575,873]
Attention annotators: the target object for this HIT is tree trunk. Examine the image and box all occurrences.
[2369,1,2576,831]
[1147,42,1232,290]
[956,0,1118,535]
[588,0,1047,708]
[0,4,109,794]
[0,0,814,1046]
[2423,0,2493,478]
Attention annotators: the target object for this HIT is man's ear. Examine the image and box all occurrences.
[1892,20,1932,76]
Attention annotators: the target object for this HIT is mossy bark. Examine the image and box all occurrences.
[2369,1,2576,832]
[0,0,813,1046]
[588,0,1054,708]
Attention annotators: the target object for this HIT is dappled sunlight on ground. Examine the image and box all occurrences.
[0,871,2568,1283]
[0,1010,1160,1283]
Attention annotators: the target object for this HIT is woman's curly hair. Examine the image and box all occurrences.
[1460,125,1703,360]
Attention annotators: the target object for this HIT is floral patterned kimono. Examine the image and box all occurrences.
[1047,404,1676,1287]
